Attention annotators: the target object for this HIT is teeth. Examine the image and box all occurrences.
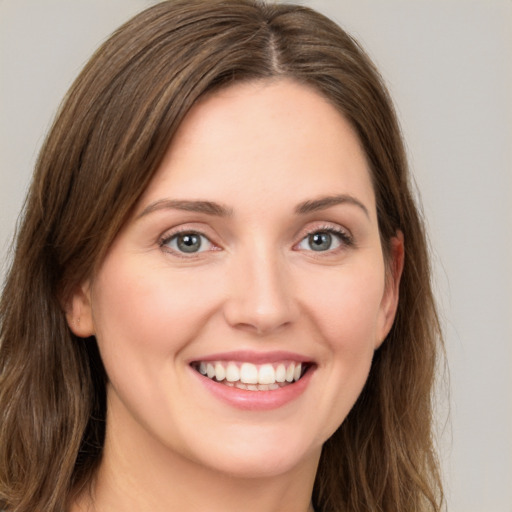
[195,360,305,387]
[285,364,295,383]
[293,363,302,381]
[234,382,282,391]
[214,362,226,381]
[275,364,286,383]
[240,363,258,384]
[258,364,276,384]
[225,362,240,382]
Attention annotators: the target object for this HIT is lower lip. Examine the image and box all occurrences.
[191,367,314,411]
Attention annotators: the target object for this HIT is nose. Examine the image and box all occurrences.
[222,248,298,336]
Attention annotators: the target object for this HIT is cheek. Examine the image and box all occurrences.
[90,257,221,368]
[297,261,386,439]
[89,257,226,437]
[301,260,386,349]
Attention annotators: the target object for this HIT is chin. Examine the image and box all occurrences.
[202,448,319,481]
[174,423,324,481]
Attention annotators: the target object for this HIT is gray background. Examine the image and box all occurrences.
[1,1,511,511]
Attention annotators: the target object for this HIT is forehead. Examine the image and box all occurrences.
[139,79,376,216]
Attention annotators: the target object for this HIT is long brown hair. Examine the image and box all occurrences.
[0,1,443,510]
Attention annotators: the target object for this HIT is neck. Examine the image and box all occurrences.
[72,407,320,512]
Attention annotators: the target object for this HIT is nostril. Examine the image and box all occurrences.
[232,319,292,336]
[223,298,297,336]
[221,256,298,334]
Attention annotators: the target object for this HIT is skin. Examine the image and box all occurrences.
[69,79,403,512]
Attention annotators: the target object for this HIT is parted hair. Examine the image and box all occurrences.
[0,1,443,511]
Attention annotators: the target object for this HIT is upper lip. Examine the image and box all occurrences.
[188,350,314,365]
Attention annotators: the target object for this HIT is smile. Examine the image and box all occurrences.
[192,361,307,391]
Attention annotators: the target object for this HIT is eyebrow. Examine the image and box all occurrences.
[295,194,370,218]
[138,199,233,218]
[138,194,369,220]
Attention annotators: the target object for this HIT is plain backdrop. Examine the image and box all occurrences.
[1,1,511,511]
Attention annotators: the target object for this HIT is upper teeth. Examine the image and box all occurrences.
[197,361,303,385]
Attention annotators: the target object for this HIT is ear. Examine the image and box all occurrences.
[64,281,95,338]
[375,231,404,349]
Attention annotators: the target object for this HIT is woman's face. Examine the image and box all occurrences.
[70,79,402,479]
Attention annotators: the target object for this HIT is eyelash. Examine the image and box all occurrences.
[296,225,354,252]
[313,225,352,244]
[159,228,217,257]
[159,224,354,257]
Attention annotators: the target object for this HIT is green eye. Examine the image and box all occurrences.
[298,230,347,252]
[163,232,211,254]
[308,232,334,251]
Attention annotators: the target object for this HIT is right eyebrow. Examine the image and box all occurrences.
[137,199,233,219]
[295,194,370,219]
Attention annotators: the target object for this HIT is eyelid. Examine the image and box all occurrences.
[159,227,221,257]
[294,223,354,252]
[157,221,354,257]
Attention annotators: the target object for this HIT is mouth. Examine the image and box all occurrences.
[190,360,312,391]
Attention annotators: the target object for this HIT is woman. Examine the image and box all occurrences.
[0,1,443,511]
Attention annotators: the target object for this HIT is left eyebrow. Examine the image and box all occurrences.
[137,199,233,219]
[295,194,370,218]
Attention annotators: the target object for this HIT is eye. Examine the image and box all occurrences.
[297,229,350,252]
[161,231,213,254]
